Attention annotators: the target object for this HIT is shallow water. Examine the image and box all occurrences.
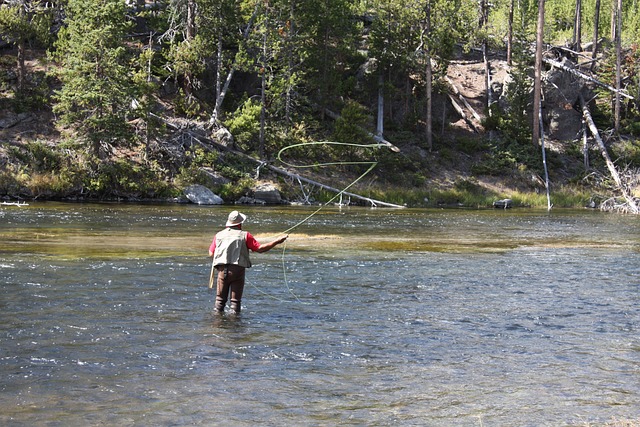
[0,202,639,426]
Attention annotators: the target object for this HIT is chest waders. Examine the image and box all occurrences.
[214,264,246,313]
[213,228,251,314]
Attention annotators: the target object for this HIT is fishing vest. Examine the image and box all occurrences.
[212,228,252,268]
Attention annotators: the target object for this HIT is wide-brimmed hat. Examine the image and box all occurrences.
[225,210,247,227]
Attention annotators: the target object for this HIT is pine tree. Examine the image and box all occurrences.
[0,0,52,97]
[51,0,136,158]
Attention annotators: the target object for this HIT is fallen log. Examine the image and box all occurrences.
[0,201,29,207]
[447,94,480,133]
[544,57,633,100]
[580,94,638,213]
[444,76,483,123]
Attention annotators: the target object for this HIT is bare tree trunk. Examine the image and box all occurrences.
[285,1,295,124]
[532,0,545,147]
[186,0,196,40]
[507,0,514,66]
[614,0,622,133]
[214,32,222,119]
[17,39,25,93]
[180,0,197,96]
[543,56,632,99]
[582,119,589,170]
[483,46,492,114]
[16,5,26,92]
[580,94,638,213]
[573,0,582,51]
[479,0,491,112]
[425,1,433,151]
[538,102,552,211]
[610,0,615,41]
[590,0,600,71]
[405,76,411,125]
[259,2,268,159]
[377,73,384,136]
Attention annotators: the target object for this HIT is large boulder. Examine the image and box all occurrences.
[184,184,224,205]
[252,183,282,204]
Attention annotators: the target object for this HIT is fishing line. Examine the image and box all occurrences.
[262,140,387,302]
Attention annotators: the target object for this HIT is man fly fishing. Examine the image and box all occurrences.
[208,210,288,314]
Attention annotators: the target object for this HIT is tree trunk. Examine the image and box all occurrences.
[479,0,491,112]
[424,1,433,151]
[186,0,196,40]
[507,0,514,66]
[580,94,638,213]
[538,102,552,211]
[610,0,615,41]
[582,119,589,170]
[543,56,632,99]
[614,0,621,133]
[573,0,582,51]
[17,39,25,93]
[483,47,492,114]
[532,0,545,147]
[214,30,222,119]
[259,2,268,159]
[285,1,295,124]
[590,0,600,71]
[16,5,26,92]
[377,73,384,136]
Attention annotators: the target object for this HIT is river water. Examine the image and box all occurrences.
[0,202,638,426]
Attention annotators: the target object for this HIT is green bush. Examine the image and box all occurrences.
[26,141,63,172]
[225,99,261,151]
[0,169,23,196]
[217,177,254,201]
[86,159,170,199]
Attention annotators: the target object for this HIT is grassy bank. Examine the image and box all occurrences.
[0,138,602,208]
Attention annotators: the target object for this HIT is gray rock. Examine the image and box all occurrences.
[184,184,224,205]
[236,196,265,205]
[252,183,282,204]
[213,126,234,148]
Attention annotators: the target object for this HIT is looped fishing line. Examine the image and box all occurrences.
[254,140,387,303]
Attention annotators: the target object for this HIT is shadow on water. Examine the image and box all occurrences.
[1,202,639,426]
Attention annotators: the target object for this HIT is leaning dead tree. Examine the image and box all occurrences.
[580,94,639,214]
[543,57,633,100]
[156,115,404,208]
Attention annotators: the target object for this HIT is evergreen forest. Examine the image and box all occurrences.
[1,0,639,211]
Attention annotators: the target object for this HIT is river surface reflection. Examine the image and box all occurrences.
[0,202,639,426]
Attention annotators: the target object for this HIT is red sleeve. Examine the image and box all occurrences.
[245,232,261,252]
[209,235,216,254]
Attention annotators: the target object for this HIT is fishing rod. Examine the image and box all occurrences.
[208,140,392,300]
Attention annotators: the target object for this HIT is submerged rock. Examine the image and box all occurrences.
[493,198,512,209]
